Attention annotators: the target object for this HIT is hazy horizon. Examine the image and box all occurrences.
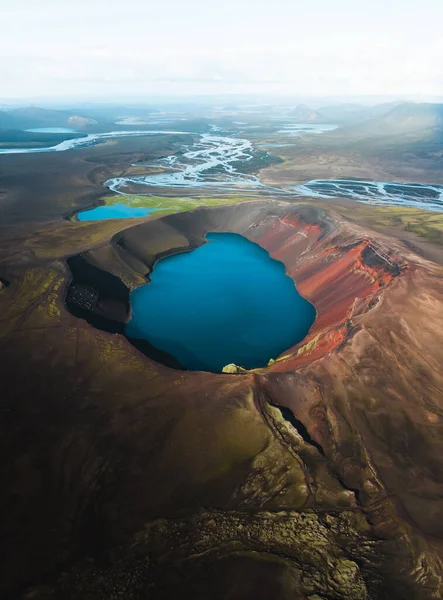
[1,0,442,102]
[1,93,443,110]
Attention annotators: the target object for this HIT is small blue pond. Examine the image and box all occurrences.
[126,232,316,372]
[77,204,159,220]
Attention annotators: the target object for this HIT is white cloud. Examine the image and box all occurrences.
[0,0,442,99]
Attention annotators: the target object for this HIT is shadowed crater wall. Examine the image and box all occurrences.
[65,255,184,369]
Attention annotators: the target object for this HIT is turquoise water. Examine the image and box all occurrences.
[126,233,316,372]
[77,204,159,220]
[25,127,77,133]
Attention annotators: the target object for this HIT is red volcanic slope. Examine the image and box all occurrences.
[244,212,404,370]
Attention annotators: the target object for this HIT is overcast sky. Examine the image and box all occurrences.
[0,0,442,101]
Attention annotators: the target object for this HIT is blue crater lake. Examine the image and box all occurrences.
[126,232,316,372]
[77,204,159,220]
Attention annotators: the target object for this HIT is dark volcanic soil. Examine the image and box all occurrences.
[0,134,195,226]
[1,200,443,599]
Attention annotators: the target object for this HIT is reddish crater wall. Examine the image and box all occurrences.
[245,212,406,371]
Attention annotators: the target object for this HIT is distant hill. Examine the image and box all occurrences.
[332,102,443,140]
[0,110,20,129]
[287,102,403,125]
[288,104,325,122]
[316,102,401,124]
[0,106,97,130]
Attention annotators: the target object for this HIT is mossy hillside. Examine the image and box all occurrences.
[0,268,64,338]
[21,218,149,261]
[334,203,443,245]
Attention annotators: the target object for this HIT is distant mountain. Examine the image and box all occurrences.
[288,104,325,122]
[0,106,97,130]
[333,102,443,139]
[0,110,20,129]
[287,102,403,125]
[316,102,401,124]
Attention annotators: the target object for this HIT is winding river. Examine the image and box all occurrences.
[1,126,442,212]
[107,133,267,193]
[292,179,443,211]
[0,130,190,155]
[105,132,443,211]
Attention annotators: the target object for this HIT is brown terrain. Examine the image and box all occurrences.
[260,143,443,187]
[1,112,443,599]
[256,103,443,186]
[1,183,443,599]
[0,133,195,226]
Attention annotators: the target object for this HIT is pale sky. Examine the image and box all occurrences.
[0,0,442,100]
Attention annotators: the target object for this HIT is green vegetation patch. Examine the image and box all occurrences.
[350,205,443,245]
[102,194,254,215]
